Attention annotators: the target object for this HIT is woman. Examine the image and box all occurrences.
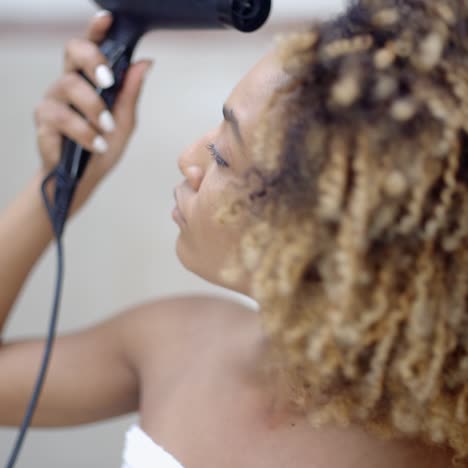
[0,0,465,466]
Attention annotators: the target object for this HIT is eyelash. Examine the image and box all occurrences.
[207,143,229,168]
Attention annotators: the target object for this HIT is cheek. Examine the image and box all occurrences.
[185,164,216,211]
[191,174,229,241]
[176,196,235,281]
[181,172,243,263]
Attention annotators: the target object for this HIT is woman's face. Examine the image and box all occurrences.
[174,51,287,296]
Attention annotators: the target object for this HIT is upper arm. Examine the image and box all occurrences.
[0,294,254,428]
[0,307,139,427]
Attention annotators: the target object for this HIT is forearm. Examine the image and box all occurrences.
[0,170,55,333]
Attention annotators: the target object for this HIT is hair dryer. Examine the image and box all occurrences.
[50,0,271,237]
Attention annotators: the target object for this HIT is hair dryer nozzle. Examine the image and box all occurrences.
[219,0,271,32]
[94,0,271,32]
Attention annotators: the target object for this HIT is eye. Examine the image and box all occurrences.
[207,143,229,168]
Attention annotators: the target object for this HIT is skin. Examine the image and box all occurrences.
[0,11,455,468]
[174,50,287,294]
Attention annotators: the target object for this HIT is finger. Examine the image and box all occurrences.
[35,99,109,155]
[85,10,113,44]
[64,38,115,89]
[36,126,62,170]
[113,60,154,130]
[44,72,115,134]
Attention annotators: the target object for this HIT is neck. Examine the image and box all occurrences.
[238,315,302,428]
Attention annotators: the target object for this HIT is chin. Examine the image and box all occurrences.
[175,237,215,283]
[175,237,250,294]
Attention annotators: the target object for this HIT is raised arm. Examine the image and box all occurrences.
[0,12,152,335]
[0,12,153,427]
[0,171,54,331]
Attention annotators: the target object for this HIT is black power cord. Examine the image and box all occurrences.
[4,168,75,468]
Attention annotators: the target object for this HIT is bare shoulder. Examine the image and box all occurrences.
[123,294,257,392]
[125,293,256,340]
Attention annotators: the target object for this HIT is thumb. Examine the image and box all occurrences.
[112,59,154,129]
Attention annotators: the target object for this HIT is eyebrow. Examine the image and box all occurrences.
[223,105,244,146]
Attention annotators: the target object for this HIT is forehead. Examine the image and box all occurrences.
[226,50,289,143]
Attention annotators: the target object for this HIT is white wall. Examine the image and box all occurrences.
[0,1,345,467]
[1,0,344,23]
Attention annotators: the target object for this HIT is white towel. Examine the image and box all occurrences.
[122,424,185,468]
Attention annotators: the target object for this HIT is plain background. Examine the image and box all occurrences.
[0,1,344,466]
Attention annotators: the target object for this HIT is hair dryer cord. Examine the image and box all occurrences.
[4,171,68,468]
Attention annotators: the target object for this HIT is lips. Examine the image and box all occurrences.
[173,187,187,223]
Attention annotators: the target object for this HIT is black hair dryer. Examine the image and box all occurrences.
[51,0,271,237]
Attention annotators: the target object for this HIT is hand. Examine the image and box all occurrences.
[34,11,153,214]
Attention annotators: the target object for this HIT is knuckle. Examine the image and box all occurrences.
[72,86,104,125]
[61,72,79,90]
[92,46,104,64]
[35,98,55,125]
[91,93,105,114]
[64,38,79,60]
[36,125,49,142]
[55,105,72,127]
[44,80,60,99]
[76,119,96,143]
[82,42,100,67]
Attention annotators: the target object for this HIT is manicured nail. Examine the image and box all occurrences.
[99,110,115,133]
[95,64,114,89]
[94,10,112,18]
[93,135,108,154]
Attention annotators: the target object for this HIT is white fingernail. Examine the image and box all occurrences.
[93,135,108,154]
[95,64,114,89]
[99,110,115,133]
[94,10,111,18]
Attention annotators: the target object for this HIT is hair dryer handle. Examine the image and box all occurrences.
[57,41,131,183]
[51,15,145,236]
[51,38,135,238]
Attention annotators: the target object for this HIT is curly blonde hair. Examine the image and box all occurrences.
[219,0,468,465]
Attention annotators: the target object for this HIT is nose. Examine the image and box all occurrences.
[183,165,204,191]
[177,136,210,192]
